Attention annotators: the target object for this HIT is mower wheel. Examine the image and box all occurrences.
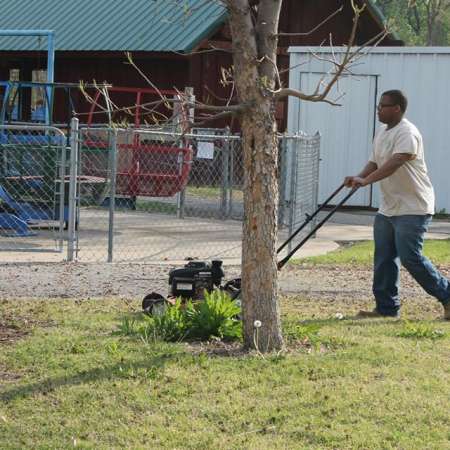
[142,292,169,316]
[222,278,241,300]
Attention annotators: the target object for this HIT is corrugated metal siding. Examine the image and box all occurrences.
[0,0,227,51]
[294,73,376,206]
[288,47,450,212]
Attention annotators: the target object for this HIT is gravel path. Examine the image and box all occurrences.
[1,261,449,302]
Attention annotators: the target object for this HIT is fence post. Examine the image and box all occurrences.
[176,87,195,219]
[311,132,321,233]
[220,127,231,219]
[57,128,67,252]
[278,134,288,226]
[176,150,186,219]
[67,117,79,261]
[287,136,298,255]
[107,129,118,262]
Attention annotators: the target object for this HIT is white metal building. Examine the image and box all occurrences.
[287,47,450,212]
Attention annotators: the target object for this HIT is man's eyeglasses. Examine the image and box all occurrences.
[377,103,397,110]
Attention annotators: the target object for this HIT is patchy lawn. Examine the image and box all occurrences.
[0,297,449,449]
[292,239,450,266]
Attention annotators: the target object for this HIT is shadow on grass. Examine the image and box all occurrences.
[0,350,178,403]
[295,316,403,328]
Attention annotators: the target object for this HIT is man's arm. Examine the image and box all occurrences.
[350,153,414,187]
[344,161,377,187]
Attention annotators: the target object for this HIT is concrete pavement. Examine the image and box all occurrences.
[1,209,449,264]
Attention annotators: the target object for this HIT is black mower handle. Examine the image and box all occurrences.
[277,186,359,270]
[277,183,345,255]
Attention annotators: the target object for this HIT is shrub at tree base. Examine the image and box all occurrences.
[130,290,242,343]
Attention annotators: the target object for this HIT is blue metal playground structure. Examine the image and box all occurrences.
[0,120,68,237]
[0,29,60,236]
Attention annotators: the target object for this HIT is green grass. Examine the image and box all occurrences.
[187,186,221,199]
[135,199,177,214]
[294,239,450,266]
[187,186,244,201]
[0,298,449,449]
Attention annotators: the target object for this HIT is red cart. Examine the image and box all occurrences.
[83,86,192,198]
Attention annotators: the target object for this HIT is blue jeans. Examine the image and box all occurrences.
[373,213,450,316]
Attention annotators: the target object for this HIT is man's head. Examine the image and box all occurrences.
[377,90,407,125]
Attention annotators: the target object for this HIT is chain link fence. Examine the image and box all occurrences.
[0,124,69,260]
[280,133,321,253]
[0,121,320,264]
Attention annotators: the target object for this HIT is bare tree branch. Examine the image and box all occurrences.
[80,1,388,134]
[274,5,388,104]
[276,5,344,37]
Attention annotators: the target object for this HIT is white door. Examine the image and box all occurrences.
[297,73,377,206]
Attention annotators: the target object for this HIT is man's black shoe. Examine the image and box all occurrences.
[356,309,400,319]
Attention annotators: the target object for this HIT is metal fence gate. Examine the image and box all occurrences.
[0,124,70,261]
[0,120,320,264]
[280,132,321,253]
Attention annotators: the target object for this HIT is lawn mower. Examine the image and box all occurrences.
[142,184,358,315]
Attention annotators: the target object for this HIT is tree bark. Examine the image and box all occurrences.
[226,0,284,351]
[240,104,283,351]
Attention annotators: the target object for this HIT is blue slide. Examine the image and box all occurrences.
[0,184,39,236]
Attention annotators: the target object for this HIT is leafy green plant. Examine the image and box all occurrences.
[116,316,138,336]
[186,290,242,341]
[105,340,121,356]
[140,298,188,342]
[397,321,447,340]
[283,320,322,346]
[116,292,242,343]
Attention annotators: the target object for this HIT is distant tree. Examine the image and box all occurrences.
[375,0,450,45]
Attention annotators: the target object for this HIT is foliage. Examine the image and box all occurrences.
[374,0,450,45]
[140,298,189,342]
[185,290,242,341]
[119,291,242,343]
[283,320,322,347]
[434,208,449,219]
[116,316,138,336]
[397,320,447,339]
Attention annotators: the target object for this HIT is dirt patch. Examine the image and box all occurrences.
[184,340,248,357]
[0,308,54,384]
[0,325,27,345]
[0,313,33,386]
[0,315,30,345]
[0,305,53,346]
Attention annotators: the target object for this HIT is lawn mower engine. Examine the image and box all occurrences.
[169,260,225,299]
[142,260,236,315]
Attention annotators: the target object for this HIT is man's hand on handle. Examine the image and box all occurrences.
[344,176,368,188]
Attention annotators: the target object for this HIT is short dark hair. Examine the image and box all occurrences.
[382,90,408,113]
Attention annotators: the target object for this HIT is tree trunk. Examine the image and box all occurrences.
[226,0,284,351]
[241,103,283,351]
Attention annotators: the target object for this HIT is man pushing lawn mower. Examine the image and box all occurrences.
[345,89,450,320]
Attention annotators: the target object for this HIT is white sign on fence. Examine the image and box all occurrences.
[197,141,215,159]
